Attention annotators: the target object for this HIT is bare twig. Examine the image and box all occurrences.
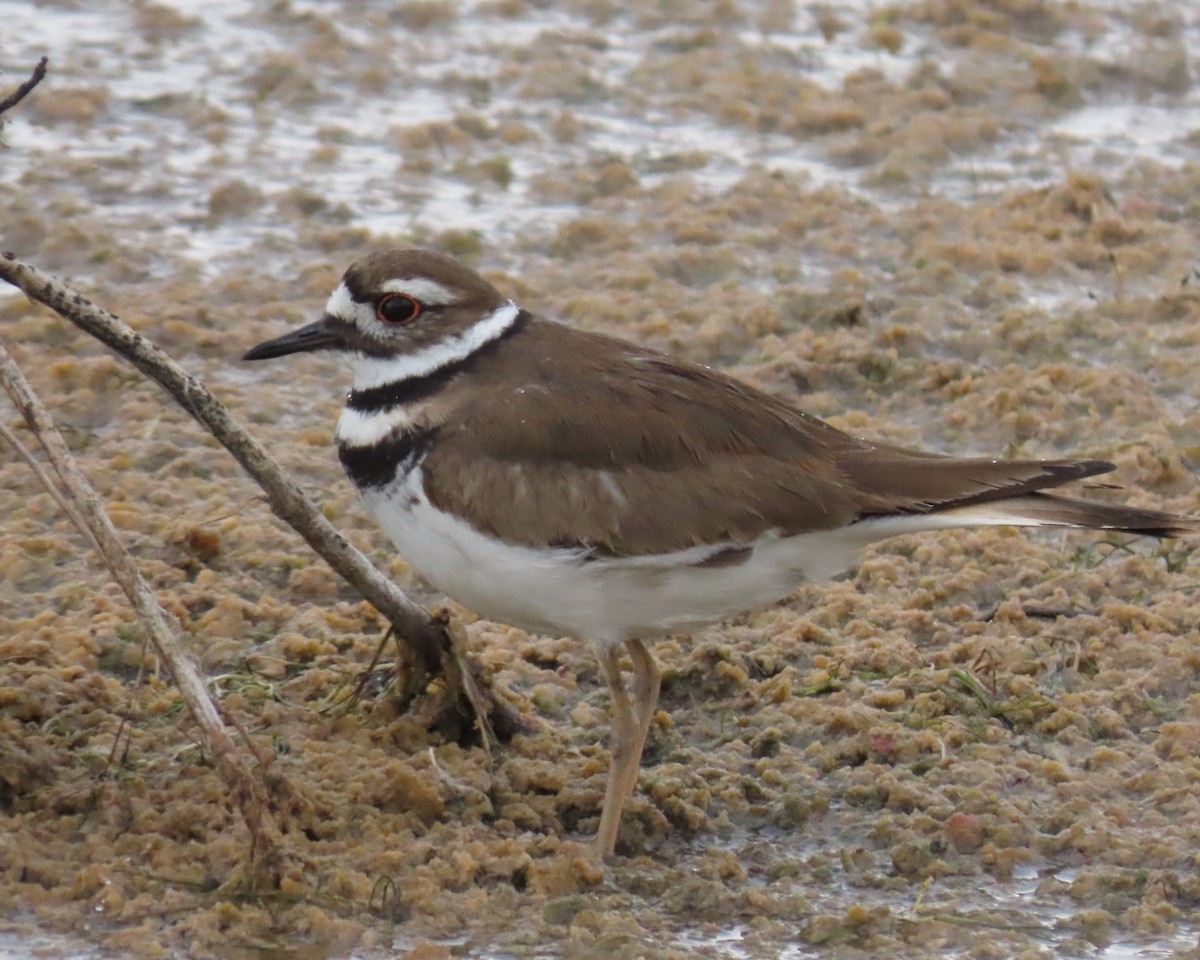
[321,627,397,717]
[0,340,286,887]
[0,253,444,666]
[0,416,103,555]
[0,252,513,738]
[0,57,48,117]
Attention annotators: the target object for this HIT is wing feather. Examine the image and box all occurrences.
[420,323,1115,556]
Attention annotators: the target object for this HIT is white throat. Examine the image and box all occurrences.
[346,301,521,392]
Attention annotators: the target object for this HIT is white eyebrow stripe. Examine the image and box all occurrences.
[381,277,459,306]
[346,301,521,390]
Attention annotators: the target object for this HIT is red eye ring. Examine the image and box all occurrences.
[376,293,421,325]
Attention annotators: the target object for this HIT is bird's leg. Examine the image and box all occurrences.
[625,637,662,771]
[594,643,639,861]
[592,639,663,860]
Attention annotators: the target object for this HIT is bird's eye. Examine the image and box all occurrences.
[376,293,420,325]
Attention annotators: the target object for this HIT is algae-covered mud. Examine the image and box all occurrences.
[2,0,1200,957]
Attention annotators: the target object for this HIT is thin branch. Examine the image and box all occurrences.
[0,252,513,737]
[0,252,445,670]
[0,57,48,117]
[0,339,286,887]
[0,416,103,556]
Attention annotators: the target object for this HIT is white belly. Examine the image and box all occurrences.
[358,467,888,649]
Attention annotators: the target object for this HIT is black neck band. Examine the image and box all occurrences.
[338,426,438,489]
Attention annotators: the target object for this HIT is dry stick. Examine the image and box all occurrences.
[0,60,491,730]
[0,416,103,555]
[0,340,285,887]
[0,56,48,117]
[0,253,505,746]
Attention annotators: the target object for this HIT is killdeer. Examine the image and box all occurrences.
[244,248,1200,860]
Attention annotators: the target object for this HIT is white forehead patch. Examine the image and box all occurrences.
[324,281,373,326]
[381,277,459,306]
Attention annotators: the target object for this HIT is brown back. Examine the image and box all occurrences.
[419,319,1112,556]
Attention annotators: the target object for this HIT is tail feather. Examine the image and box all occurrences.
[937,493,1200,539]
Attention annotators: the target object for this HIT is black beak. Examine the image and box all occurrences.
[243,316,346,361]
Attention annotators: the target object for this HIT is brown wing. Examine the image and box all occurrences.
[419,322,1113,556]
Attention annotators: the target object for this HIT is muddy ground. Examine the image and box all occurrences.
[2,0,1200,957]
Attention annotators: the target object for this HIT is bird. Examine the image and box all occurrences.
[243,247,1200,860]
